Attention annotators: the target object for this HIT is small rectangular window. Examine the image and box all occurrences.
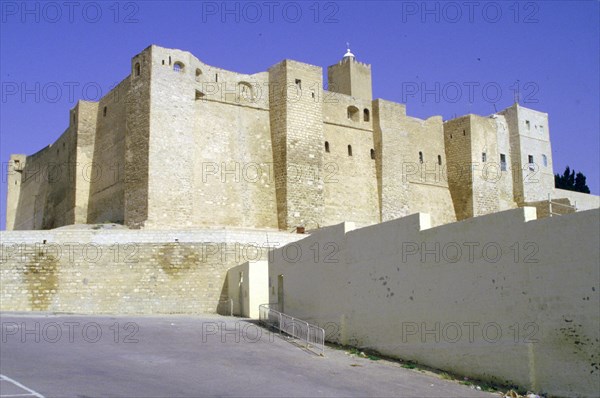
[500,154,507,171]
[295,79,301,89]
[528,155,534,170]
[482,152,487,162]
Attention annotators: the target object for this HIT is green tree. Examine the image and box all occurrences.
[555,166,590,193]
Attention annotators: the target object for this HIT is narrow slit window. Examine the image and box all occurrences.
[325,141,330,153]
[295,79,301,89]
[482,152,487,162]
[370,149,375,160]
[134,62,141,77]
[363,109,370,122]
[438,155,442,165]
[348,145,353,156]
[500,154,507,171]
[419,151,423,163]
[542,154,547,167]
[103,106,107,117]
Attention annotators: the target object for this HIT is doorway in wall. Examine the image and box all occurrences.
[277,274,284,313]
[238,271,244,316]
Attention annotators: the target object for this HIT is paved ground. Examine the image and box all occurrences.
[0,313,496,398]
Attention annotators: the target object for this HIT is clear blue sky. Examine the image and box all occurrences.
[1,1,598,229]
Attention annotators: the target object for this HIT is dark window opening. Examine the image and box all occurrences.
[173,62,184,72]
[482,152,487,162]
[348,145,353,156]
[325,141,330,153]
[438,155,442,165]
[419,151,423,163]
[528,154,534,170]
[103,106,107,117]
[363,108,370,122]
[134,62,141,77]
[295,79,301,89]
[370,149,375,160]
[500,154,507,171]
[215,73,218,82]
[463,130,466,135]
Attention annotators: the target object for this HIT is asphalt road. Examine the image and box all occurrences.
[0,313,496,397]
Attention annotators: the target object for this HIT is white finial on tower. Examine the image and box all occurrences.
[343,42,355,60]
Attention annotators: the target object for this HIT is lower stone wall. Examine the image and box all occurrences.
[0,227,301,314]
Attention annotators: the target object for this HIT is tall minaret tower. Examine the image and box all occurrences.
[327,44,372,100]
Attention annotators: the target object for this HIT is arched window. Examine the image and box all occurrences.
[364,108,370,122]
[238,82,254,101]
[347,106,359,122]
[370,149,375,160]
[134,62,141,77]
[419,151,423,163]
[173,62,185,72]
[325,141,330,153]
[348,145,353,156]
[195,68,202,82]
[438,155,442,165]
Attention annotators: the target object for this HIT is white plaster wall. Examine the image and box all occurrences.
[228,260,269,318]
[552,189,599,211]
[269,208,600,397]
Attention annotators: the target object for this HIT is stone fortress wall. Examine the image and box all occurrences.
[0,227,303,314]
[8,44,593,232]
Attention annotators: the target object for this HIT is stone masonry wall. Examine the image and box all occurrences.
[322,93,378,228]
[444,116,474,220]
[87,80,129,224]
[0,228,302,314]
[268,60,325,230]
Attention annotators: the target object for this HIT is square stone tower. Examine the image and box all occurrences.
[498,104,554,204]
[327,48,372,101]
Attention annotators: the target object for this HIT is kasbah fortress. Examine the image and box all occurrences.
[1,45,599,396]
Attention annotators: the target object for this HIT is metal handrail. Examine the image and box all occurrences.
[259,304,325,356]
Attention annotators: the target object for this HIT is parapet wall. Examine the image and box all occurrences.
[268,208,600,397]
[0,228,302,314]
